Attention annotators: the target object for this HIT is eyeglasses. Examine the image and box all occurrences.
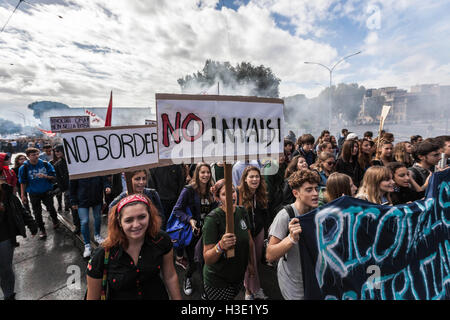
[326,161,335,166]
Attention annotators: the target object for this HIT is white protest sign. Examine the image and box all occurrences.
[85,109,105,127]
[379,105,391,132]
[61,125,159,179]
[156,94,284,163]
[50,116,90,131]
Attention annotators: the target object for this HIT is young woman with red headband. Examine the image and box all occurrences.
[86,194,181,300]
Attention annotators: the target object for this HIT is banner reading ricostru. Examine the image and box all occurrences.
[298,168,450,300]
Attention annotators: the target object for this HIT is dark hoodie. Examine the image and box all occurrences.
[0,183,37,242]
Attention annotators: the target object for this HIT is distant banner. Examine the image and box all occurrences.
[85,109,105,127]
[38,128,56,137]
[50,116,90,131]
[156,94,284,163]
[298,169,450,300]
[60,125,159,179]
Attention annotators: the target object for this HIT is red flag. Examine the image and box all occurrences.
[105,90,113,127]
[37,128,56,137]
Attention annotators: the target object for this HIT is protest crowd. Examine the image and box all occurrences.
[1,129,449,301]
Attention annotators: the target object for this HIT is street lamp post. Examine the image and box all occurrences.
[8,111,26,126]
[305,51,361,132]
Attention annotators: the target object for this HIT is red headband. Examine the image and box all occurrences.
[117,194,150,213]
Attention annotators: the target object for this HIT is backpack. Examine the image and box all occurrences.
[165,186,196,249]
[165,206,193,249]
[281,204,295,262]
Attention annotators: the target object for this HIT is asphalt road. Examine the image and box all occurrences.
[3,204,283,300]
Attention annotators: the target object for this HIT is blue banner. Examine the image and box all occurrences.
[298,169,450,300]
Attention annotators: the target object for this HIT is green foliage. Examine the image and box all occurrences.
[177,59,281,98]
[331,83,366,122]
[0,118,22,134]
[364,95,386,120]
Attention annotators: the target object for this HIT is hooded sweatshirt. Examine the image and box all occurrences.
[0,153,17,188]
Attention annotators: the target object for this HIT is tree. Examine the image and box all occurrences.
[0,118,22,135]
[324,83,366,123]
[364,95,386,120]
[177,60,281,98]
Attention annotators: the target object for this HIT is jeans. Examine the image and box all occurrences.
[29,192,58,231]
[78,205,102,246]
[0,239,15,299]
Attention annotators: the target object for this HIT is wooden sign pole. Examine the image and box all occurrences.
[224,162,235,258]
[125,172,135,195]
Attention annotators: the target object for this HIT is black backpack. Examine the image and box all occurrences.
[276,204,296,262]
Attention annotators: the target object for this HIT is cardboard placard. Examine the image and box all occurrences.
[50,116,90,131]
[156,94,285,164]
[60,125,159,179]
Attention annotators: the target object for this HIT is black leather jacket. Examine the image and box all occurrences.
[0,183,37,241]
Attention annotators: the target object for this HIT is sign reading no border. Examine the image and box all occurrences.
[61,125,159,179]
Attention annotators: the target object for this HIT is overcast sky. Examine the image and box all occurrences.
[0,0,449,125]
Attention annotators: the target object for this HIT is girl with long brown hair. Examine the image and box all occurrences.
[172,162,217,297]
[281,155,309,206]
[237,166,269,300]
[324,172,357,203]
[358,138,374,172]
[356,166,395,205]
[335,140,364,187]
[86,194,181,300]
[393,141,414,167]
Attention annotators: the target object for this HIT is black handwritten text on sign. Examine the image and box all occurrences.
[61,126,159,177]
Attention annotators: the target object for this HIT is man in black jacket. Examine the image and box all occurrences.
[0,183,37,300]
[147,164,186,223]
[53,144,81,235]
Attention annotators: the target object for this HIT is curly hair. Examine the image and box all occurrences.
[288,169,320,191]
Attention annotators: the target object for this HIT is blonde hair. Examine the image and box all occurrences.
[356,166,392,204]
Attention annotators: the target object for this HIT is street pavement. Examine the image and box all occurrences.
[0,214,87,300]
[2,203,283,300]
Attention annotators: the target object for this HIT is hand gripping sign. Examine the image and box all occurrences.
[156,93,285,257]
